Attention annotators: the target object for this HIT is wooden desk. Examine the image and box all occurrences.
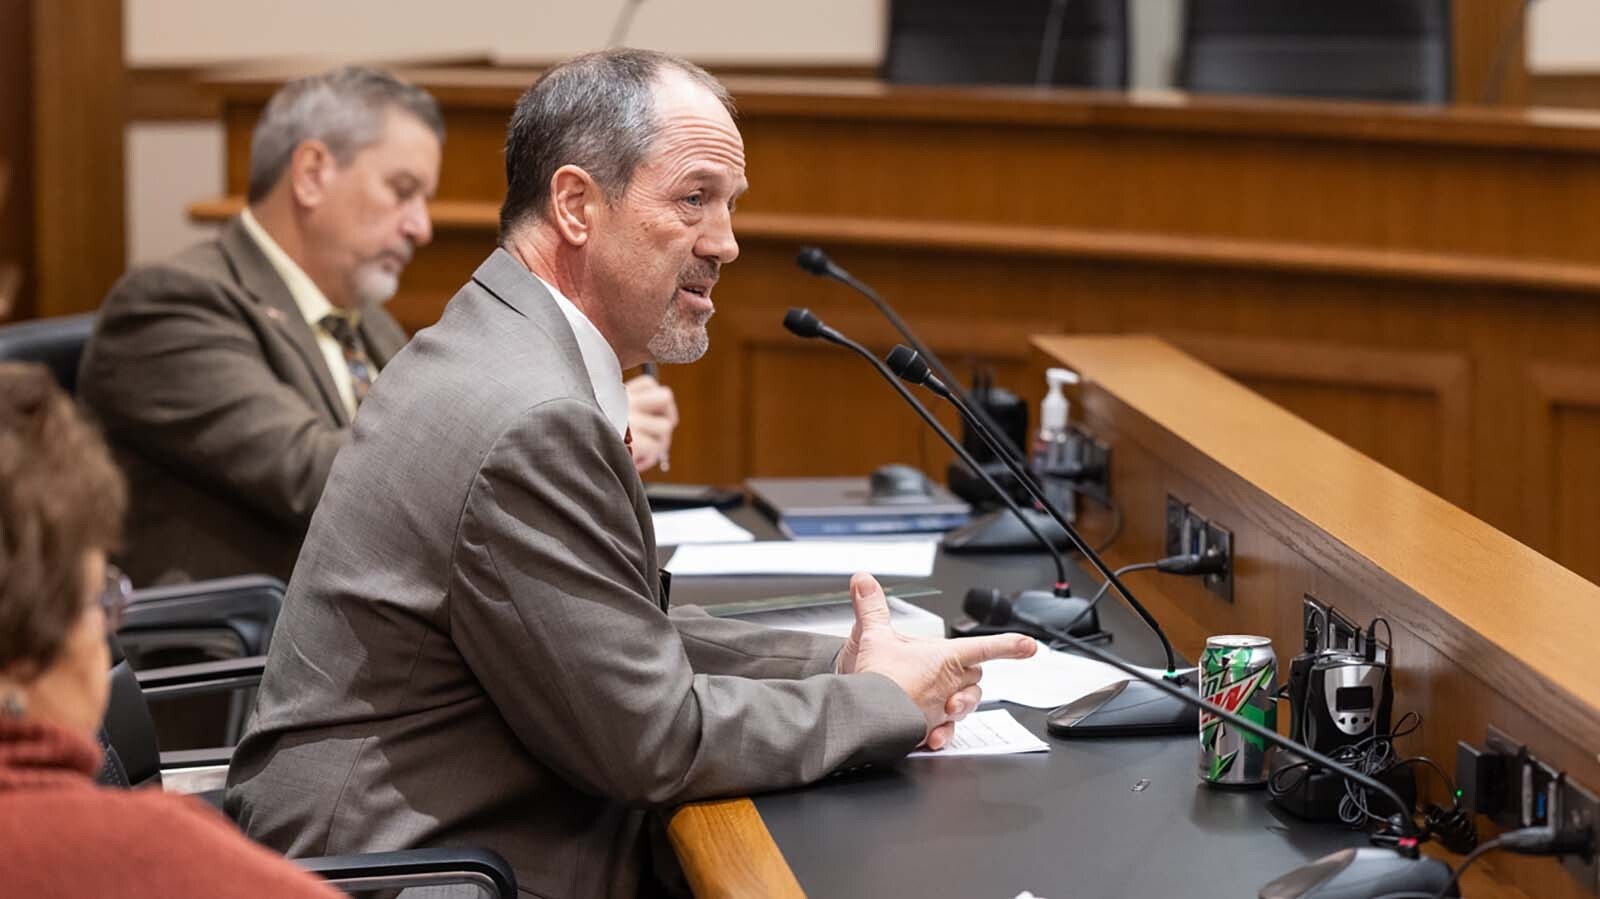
[194,70,1600,584]
[662,336,1592,898]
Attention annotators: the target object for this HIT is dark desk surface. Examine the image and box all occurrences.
[663,506,1366,898]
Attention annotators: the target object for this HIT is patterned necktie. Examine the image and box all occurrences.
[318,313,373,405]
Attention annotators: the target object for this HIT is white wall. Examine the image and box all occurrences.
[125,122,224,265]
[126,0,885,67]
[1529,0,1600,73]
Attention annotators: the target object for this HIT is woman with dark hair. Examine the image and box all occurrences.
[0,361,337,898]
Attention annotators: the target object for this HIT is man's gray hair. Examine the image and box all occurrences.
[248,66,445,203]
[499,48,733,237]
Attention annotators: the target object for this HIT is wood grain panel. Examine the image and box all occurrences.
[1173,335,1472,504]
[31,0,124,318]
[0,0,31,321]
[1522,362,1600,584]
[668,799,806,899]
[1041,335,1600,899]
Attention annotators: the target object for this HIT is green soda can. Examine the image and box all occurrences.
[1199,634,1278,787]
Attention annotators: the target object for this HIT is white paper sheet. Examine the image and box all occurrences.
[664,540,937,577]
[978,639,1172,710]
[733,596,945,640]
[650,508,755,546]
[906,709,1049,757]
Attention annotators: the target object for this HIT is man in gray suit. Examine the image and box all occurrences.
[78,66,679,586]
[226,49,1034,898]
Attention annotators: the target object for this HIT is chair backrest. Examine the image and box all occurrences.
[884,0,1128,89]
[97,636,163,789]
[0,312,97,393]
[1177,0,1452,103]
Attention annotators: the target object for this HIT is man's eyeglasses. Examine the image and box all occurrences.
[100,564,132,633]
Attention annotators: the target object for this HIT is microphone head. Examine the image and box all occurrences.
[782,307,825,339]
[795,246,833,277]
[885,344,931,385]
[962,587,1013,626]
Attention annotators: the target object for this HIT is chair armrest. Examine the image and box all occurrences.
[159,747,234,796]
[297,847,518,899]
[122,575,286,657]
[135,655,265,699]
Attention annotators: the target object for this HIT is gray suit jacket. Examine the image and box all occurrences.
[225,249,925,899]
[78,217,408,585]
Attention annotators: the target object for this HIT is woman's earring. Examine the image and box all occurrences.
[0,692,25,718]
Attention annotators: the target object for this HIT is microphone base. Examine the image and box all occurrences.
[1258,848,1456,899]
[941,508,1069,554]
[1046,674,1199,737]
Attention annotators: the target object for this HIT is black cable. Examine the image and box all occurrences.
[1431,836,1502,899]
[1078,490,1123,553]
[1049,556,1152,639]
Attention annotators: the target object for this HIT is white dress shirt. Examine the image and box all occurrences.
[239,208,364,419]
[530,273,630,440]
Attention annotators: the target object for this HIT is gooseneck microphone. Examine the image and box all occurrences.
[781,308,1066,588]
[887,344,1179,677]
[782,308,1100,637]
[795,248,1026,464]
[1038,625,1454,898]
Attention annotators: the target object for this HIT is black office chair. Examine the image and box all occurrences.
[119,575,286,749]
[0,311,96,392]
[883,0,1128,89]
[98,637,518,898]
[1176,0,1452,104]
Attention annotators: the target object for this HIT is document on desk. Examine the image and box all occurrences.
[905,709,1048,757]
[978,639,1169,709]
[664,539,938,577]
[650,508,755,546]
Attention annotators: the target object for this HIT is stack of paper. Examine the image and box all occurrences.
[664,539,938,577]
[979,640,1169,709]
[651,508,755,546]
[906,709,1049,757]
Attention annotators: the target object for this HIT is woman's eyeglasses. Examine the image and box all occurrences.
[100,565,132,633]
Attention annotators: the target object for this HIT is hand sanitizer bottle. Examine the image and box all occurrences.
[1032,368,1079,519]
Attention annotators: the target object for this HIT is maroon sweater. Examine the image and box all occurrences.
[0,717,338,898]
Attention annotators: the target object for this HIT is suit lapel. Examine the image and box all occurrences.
[219,217,351,427]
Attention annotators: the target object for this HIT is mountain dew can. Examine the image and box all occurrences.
[1199,635,1277,787]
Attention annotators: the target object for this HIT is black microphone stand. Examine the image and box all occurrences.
[885,344,1202,736]
[795,248,1057,553]
[782,308,1103,641]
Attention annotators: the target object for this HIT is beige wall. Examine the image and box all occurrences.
[1529,0,1600,73]
[125,0,886,66]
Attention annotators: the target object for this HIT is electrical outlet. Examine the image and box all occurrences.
[1162,495,1234,602]
[1459,727,1600,894]
[1557,775,1600,892]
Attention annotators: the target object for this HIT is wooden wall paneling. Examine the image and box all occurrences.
[31,0,125,318]
[1453,0,1532,106]
[0,0,32,321]
[1521,362,1600,584]
[1172,334,1473,505]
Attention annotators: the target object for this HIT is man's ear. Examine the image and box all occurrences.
[287,139,338,210]
[549,164,601,248]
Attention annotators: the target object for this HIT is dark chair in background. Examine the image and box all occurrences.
[0,311,96,392]
[99,637,519,898]
[121,575,286,748]
[884,0,1128,89]
[1176,0,1452,103]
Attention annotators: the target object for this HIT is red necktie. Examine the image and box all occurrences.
[624,427,633,449]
